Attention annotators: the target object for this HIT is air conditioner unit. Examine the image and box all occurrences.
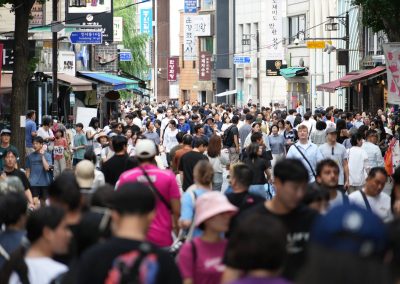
[372,55,386,66]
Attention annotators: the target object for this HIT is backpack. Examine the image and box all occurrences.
[105,242,158,284]
[222,125,234,147]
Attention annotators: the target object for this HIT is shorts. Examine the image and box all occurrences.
[31,186,49,199]
[73,158,82,166]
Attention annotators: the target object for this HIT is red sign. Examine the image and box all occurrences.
[168,57,178,82]
[199,52,212,81]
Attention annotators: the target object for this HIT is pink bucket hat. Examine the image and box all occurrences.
[195,191,238,227]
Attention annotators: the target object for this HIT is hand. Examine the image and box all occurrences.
[344,181,349,191]
[39,148,45,155]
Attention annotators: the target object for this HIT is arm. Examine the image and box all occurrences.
[221,267,243,284]
[179,171,184,187]
[233,134,239,153]
[25,189,34,208]
[343,159,349,189]
[170,198,181,236]
[41,152,50,171]
[376,148,385,168]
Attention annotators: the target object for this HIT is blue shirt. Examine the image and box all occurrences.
[73,133,87,160]
[25,119,37,147]
[177,123,190,134]
[0,230,26,269]
[180,188,208,237]
[26,152,52,186]
[269,134,286,154]
[286,141,324,183]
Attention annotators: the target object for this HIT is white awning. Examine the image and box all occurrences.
[215,89,237,97]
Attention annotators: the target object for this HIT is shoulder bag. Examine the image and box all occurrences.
[359,189,372,211]
[294,144,316,178]
[139,166,171,212]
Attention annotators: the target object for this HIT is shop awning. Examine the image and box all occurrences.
[44,73,94,91]
[0,73,12,94]
[316,73,361,93]
[78,72,140,91]
[340,66,386,87]
[216,89,237,97]
[280,67,308,79]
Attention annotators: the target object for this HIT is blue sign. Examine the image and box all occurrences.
[120,51,132,62]
[140,9,153,37]
[70,31,102,44]
[233,55,251,64]
[184,0,197,13]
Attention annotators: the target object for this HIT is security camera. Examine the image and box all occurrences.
[294,38,300,45]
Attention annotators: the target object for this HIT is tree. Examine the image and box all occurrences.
[353,0,400,41]
[115,0,149,78]
[0,0,43,164]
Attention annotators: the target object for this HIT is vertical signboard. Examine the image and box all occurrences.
[184,0,197,13]
[384,43,400,105]
[113,17,123,42]
[66,0,113,42]
[168,57,178,82]
[199,52,211,81]
[266,0,283,60]
[140,8,153,37]
[29,1,44,27]
[184,15,197,61]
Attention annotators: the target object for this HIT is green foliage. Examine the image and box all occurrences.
[115,0,149,79]
[352,0,400,41]
[28,57,39,73]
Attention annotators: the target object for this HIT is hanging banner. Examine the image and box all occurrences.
[113,17,123,42]
[29,1,45,27]
[65,0,113,42]
[168,57,178,82]
[140,8,153,37]
[199,52,211,81]
[184,15,197,61]
[192,14,212,36]
[266,0,283,60]
[384,43,400,105]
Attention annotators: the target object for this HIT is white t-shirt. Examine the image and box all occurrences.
[348,146,370,186]
[349,190,393,222]
[9,257,67,284]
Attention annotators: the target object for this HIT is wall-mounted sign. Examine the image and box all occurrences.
[184,15,197,61]
[58,51,76,76]
[168,57,178,82]
[120,51,132,62]
[0,40,36,71]
[65,0,113,42]
[384,43,400,105]
[266,0,283,60]
[29,1,44,27]
[184,0,197,13]
[266,60,287,76]
[199,52,211,81]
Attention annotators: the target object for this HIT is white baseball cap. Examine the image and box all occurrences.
[135,139,157,159]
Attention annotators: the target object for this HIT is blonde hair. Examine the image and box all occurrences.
[193,160,214,187]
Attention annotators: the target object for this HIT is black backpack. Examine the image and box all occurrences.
[222,125,234,147]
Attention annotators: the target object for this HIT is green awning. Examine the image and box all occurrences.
[279,67,308,79]
[78,72,141,92]
[28,26,75,33]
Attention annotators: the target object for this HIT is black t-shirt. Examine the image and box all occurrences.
[227,203,318,281]
[178,151,208,191]
[77,237,182,284]
[226,191,265,236]
[101,154,136,186]
[224,125,239,147]
[244,157,268,185]
[5,169,30,191]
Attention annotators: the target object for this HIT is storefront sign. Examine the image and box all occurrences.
[58,51,76,76]
[192,14,211,36]
[199,52,211,81]
[184,15,197,61]
[113,17,123,42]
[266,0,283,60]
[140,8,153,37]
[184,0,197,13]
[0,40,36,71]
[168,57,178,82]
[65,0,113,42]
[29,1,44,27]
[384,43,400,105]
[266,60,287,76]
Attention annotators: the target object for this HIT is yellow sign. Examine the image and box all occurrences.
[307,40,332,49]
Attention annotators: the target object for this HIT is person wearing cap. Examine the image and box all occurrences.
[297,204,390,284]
[101,135,134,186]
[349,167,392,222]
[319,127,349,191]
[177,115,191,134]
[77,182,182,283]
[177,191,237,284]
[0,129,19,171]
[237,159,318,281]
[116,139,181,248]
[75,160,95,191]
[25,110,37,156]
[203,116,216,140]
[362,129,384,168]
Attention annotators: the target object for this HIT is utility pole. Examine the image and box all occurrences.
[345,11,350,111]
[52,0,58,118]
[256,29,260,106]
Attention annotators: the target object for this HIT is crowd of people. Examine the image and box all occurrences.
[0,100,400,283]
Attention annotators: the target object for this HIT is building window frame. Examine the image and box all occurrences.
[288,14,306,44]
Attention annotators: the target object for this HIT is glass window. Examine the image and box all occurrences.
[201,0,214,10]
[289,15,306,44]
[200,37,213,53]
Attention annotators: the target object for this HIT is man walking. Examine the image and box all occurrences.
[25,110,37,156]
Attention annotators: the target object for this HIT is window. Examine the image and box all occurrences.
[201,0,214,11]
[289,15,306,44]
[200,37,214,53]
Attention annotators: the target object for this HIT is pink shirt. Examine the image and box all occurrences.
[116,164,180,247]
[177,238,227,284]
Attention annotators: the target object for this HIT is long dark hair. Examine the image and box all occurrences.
[246,143,260,162]
[88,117,100,129]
